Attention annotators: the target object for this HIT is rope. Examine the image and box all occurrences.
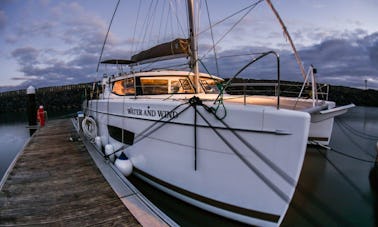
[193,100,291,202]
[81,116,97,141]
[96,0,120,73]
[200,98,295,186]
[335,119,376,159]
[336,118,378,140]
[190,97,354,225]
[199,0,263,61]
[131,0,142,55]
[104,101,191,158]
[204,0,219,76]
[316,147,373,206]
[330,147,377,164]
[197,0,263,37]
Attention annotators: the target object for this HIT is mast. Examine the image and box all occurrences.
[265,0,306,80]
[187,0,201,93]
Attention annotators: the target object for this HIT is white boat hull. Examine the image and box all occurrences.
[85,95,310,226]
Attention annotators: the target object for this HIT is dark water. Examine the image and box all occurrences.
[1,107,377,226]
[0,110,79,178]
[282,107,378,227]
[0,112,29,178]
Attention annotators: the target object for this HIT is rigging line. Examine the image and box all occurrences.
[203,102,296,186]
[96,0,120,73]
[195,98,351,225]
[316,147,373,207]
[131,0,142,55]
[265,0,306,80]
[149,63,190,71]
[216,52,266,59]
[204,0,219,76]
[193,103,351,226]
[198,59,212,76]
[134,105,190,143]
[141,0,157,49]
[146,0,160,45]
[293,172,354,226]
[335,120,376,158]
[199,0,263,61]
[136,0,154,52]
[193,104,290,203]
[336,118,378,140]
[184,0,189,38]
[193,102,198,170]
[106,89,111,145]
[165,0,174,39]
[197,0,263,36]
[169,0,186,38]
[329,146,378,164]
[157,0,166,43]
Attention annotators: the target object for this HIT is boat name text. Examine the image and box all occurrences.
[127,107,177,119]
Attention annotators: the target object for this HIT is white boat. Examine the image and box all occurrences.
[225,65,355,146]
[81,0,351,225]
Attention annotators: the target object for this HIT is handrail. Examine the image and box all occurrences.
[214,51,281,109]
[297,65,323,107]
[227,82,329,100]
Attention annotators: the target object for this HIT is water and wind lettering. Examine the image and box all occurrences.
[127,107,177,119]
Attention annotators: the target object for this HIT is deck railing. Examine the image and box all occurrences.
[226,81,329,105]
[215,51,281,109]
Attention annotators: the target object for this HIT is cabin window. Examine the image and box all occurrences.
[170,79,195,94]
[112,78,135,95]
[200,79,220,94]
[141,78,168,95]
[107,125,134,145]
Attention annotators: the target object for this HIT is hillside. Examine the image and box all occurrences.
[0,83,92,113]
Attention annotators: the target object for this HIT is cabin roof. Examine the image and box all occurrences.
[110,70,223,82]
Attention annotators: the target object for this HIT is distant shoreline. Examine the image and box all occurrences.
[0,80,377,114]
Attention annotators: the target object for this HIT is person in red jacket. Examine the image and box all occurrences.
[37,105,45,127]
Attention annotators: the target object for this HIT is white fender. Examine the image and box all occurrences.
[105,144,115,162]
[115,152,133,176]
[95,136,102,149]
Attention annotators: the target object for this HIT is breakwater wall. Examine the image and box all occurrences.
[0,83,92,113]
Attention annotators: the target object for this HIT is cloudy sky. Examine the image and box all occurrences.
[0,0,377,92]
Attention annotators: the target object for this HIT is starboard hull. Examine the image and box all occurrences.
[84,95,310,226]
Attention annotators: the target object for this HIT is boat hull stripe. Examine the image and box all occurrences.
[133,168,280,223]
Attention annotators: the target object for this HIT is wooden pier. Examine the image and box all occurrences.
[0,119,174,226]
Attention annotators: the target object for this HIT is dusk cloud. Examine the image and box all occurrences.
[11,47,40,66]
[1,1,377,92]
[200,31,378,89]
[0,10,6,31]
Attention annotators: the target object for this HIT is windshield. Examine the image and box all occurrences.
[200,78,221,94]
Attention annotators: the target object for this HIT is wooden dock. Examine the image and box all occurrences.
[0,119,174,226]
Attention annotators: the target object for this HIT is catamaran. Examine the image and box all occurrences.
[81,0,352,226]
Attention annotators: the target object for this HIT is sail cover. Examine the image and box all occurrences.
[131,38,190,63]
[101,59,135,65]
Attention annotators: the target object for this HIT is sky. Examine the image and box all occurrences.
[0,0,378,92]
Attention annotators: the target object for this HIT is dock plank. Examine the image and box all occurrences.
[0,119,141,226]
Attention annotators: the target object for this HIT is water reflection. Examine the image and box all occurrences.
[369,153,378,227]
[1,107,377,226]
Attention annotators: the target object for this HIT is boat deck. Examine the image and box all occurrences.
[0,119,173,226]
[223,95,329,112]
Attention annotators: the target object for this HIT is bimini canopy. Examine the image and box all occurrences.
[100,59,135,65]
[131,38,190,64]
